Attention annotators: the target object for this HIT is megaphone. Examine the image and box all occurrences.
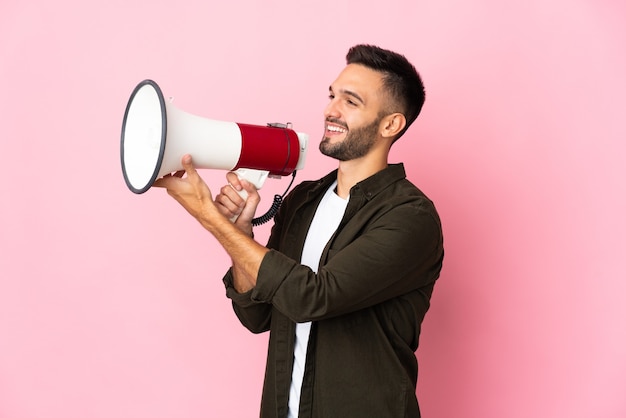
[120,79,309,197]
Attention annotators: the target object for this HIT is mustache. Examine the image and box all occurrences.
[325,118,348,129]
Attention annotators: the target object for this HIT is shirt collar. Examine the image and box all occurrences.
[307,163,407,201]
[351,163,407,201]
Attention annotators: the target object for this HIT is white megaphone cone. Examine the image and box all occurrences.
[120,79,308,196]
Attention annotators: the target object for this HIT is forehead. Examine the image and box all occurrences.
[330,63,385,101]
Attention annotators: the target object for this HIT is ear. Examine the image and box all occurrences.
[380,113,406,140]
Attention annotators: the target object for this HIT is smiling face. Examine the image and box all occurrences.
[320,64,389,161]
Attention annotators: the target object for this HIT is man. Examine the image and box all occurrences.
[154,44,444,418]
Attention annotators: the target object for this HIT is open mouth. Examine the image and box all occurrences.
[325,122,348,135]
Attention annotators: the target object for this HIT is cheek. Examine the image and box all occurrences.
[344,112,361,128]
[347,112,375,131]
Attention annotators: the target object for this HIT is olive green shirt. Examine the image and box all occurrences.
[223,163,444,418]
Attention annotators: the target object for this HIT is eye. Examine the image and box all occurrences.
[328,93,335,100]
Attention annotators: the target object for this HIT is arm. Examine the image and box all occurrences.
[249,196,444,323]
[153,154,266,293]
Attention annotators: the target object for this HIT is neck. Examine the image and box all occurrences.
[335,153,388,199]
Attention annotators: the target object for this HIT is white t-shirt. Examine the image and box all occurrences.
[287,181,348,418]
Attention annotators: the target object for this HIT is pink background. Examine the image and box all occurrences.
[1,0,625,417]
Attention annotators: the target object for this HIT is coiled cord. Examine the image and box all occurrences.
[251,171,297,226]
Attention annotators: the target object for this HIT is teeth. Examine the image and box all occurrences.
[327,125,347,133]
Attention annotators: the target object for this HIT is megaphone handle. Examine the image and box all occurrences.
[229,168,269,222]
[233,168,269,190]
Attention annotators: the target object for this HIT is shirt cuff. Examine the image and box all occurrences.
[250,249,295,304]
[222,268,257,307]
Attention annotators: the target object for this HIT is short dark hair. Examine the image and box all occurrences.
[346,44,425,140]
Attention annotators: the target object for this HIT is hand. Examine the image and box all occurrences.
[214,172,261,235]
[153,154,217,222]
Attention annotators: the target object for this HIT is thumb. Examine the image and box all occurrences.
[181,154,200,181]
[237,180,261,222]
[181,154,193,170]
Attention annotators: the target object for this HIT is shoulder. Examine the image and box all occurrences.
[365,179,442,246]
[282,170,338,206]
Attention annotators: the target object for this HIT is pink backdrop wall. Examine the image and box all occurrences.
[1,1,625,417]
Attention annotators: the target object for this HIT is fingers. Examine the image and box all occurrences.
[225,171,243,193]
[214,172,261,223]
[151,155,218,222]
[152,155,195,188]
[221,172,250,206]
[237,179,261,222]
[152,155,211,202]
[214,182,246,219]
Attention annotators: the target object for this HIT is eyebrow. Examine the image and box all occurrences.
[329,86,365,105]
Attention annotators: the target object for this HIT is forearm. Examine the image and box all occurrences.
[231,261,261,293]
[152,157,268,293]
[199,205,268,293]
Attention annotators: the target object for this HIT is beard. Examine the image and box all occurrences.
[319,115,382,161]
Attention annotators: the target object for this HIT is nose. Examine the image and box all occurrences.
[324,98,340,120]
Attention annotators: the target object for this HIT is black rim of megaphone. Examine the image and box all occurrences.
[120,79,167,194]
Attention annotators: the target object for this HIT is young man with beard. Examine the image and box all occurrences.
[154,44,444,418]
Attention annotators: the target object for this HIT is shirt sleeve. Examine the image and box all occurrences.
[249,196,444,323]
[220,184,299,333]
[223,268,272,333]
